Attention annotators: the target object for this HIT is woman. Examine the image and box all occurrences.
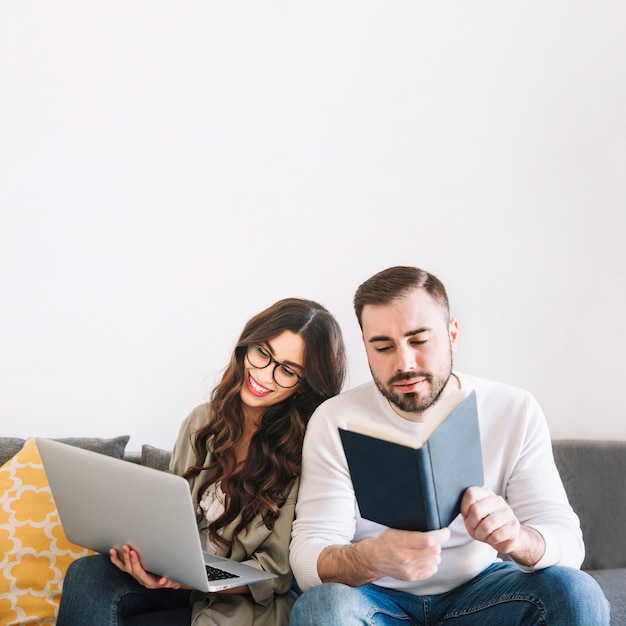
[57,297,346,626]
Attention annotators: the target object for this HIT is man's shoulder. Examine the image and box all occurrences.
[307,381,379,427]
[459,372,541,422]
[460,372,534,399]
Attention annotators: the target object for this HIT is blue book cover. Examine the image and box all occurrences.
[338,390,483,531]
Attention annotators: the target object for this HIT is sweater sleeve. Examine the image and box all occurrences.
[289,402,357,591]
[497,393,585,570]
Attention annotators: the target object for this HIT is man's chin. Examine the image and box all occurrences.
[381,389,427,414]
[392,396,430,415]
[374,376,438,414]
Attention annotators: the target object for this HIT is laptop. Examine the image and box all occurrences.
[36,437,277,592]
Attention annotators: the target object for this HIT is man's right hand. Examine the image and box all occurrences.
[318,527,451,587]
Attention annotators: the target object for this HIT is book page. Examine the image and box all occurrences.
[419,389,469,442]
[344,420,421,448]
[345,388,469,448]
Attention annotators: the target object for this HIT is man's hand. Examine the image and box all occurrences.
[110,545,191,590]
[318,527,451,586]
[461,486,545,567]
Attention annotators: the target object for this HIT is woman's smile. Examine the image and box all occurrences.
[246,372,273,397]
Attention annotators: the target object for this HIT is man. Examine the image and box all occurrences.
[289,266,609,624]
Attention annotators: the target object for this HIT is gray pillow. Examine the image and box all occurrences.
[53,435,130,459]
[141,444,172,472]
[0,437,26,466]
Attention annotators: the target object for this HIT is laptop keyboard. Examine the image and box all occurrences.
[205,564,240,581]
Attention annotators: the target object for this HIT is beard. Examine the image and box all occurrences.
[372,351,453,416]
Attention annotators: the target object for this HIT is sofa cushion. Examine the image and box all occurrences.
[587,569,626,626]
[0,437,26,466]
[53,435,129,460]
[0,439,95,624]
[552,439,626,570]
[141,444,172,472]
[0,435,129,467]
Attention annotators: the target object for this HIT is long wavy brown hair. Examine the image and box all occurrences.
[183,298,346,548]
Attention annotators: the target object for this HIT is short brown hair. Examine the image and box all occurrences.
[353,266,450,328]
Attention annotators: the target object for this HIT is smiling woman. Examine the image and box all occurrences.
[56,298,347,626]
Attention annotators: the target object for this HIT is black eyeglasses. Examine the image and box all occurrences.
[245,344,304,389]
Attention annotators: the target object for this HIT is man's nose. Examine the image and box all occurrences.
[395,346,417,371]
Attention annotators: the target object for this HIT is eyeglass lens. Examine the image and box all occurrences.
[246,345,302,388]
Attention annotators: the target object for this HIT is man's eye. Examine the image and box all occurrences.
[375,346,393,353]
[411,340,428,346]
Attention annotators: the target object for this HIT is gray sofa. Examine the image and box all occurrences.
[1,438,624,624]
[96,439,626,624]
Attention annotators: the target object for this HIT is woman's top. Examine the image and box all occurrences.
[199,482,226,554]
[169,403,298,626]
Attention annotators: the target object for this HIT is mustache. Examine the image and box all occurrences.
[388,371,432,385]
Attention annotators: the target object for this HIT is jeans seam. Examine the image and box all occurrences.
[366,606,413,624]
[111,589,126,626]
[443,593,546,622]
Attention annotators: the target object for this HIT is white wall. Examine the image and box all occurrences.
[1,2,625,450]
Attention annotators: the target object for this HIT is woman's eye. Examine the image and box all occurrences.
[257,346,270,358]
[280,366,297,378]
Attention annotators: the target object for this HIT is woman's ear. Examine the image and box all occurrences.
[448,316,459,352]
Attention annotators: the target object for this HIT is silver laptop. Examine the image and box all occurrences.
[36,437,277,592]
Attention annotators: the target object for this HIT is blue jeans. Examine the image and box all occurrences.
[57,555,192,626]
[289,562,610,625]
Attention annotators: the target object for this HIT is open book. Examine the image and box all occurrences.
[339,389,483,531]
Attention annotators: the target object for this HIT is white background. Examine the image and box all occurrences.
[1,2,625,450]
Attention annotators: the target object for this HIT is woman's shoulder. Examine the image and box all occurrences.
[175,403,212,440]
[170,403,211,471]
[184,402,211,429]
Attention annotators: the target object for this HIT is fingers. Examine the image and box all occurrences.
[109,545,185,590]
[109,547,128,572]
[426,527,452,545]
[461,487,521,552]
[373,527,451,581]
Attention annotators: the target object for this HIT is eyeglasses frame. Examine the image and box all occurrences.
[245,344,305,389]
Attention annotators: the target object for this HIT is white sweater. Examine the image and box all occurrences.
[290,373,584,595]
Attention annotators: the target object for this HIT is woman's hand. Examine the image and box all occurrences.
[110,545,192,590]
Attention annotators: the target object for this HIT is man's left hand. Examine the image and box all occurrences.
[461,486,545,567]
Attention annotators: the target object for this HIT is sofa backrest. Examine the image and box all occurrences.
[552,439,626,570]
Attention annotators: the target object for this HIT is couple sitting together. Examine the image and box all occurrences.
[57,265,610,625]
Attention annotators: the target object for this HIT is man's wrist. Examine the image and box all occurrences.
[318,539,379,586]
[507,526,546,568]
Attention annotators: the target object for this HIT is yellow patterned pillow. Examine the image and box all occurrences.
[0,438,93,625]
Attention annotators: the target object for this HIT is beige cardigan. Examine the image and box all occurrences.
[169,404,298,626]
